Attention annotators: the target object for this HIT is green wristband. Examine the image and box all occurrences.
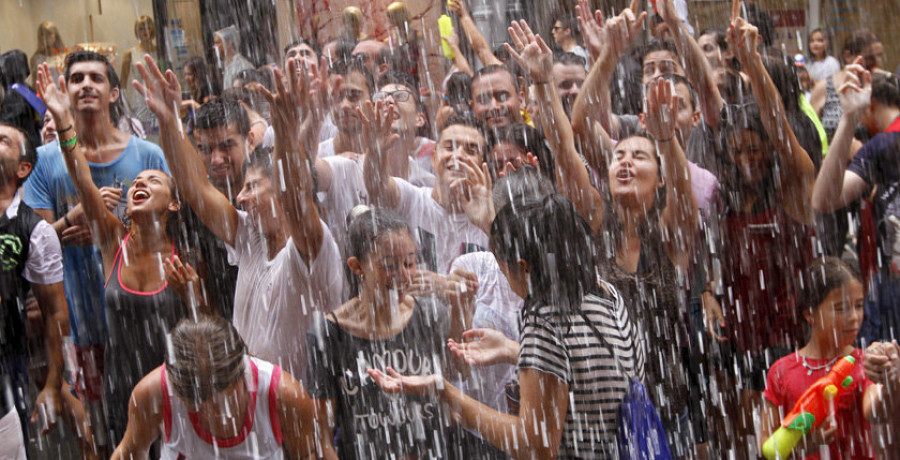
[60,136,77,149]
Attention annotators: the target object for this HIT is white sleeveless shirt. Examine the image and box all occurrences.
[160,357,285,459]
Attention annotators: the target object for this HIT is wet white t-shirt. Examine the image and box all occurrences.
[227,210,343,380]
[393,179,488,274]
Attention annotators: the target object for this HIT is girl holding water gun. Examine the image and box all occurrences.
[760,257,899,459]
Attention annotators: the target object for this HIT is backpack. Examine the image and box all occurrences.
[578,309,673,460]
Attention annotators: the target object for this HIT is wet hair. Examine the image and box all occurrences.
[472,64,520,93]
[241,145,274,180]
[796,257,861,314]
[283,38,319,57]
[490,193,600,327]
[63,50,135,130]
[134,15,155,41]
[871,72,900,108]
[325,40,356,64]
[761,48,802,114]
[194,97,250,137]
[439,114,488,144]
[807,28,831,60]
[553,51,587,69]
[347,206,412,262]
[328,58,375,94]
[166,315,248,405]
[492,44,511,63]
[842,29,878,62]
[638,40,679,66]
[486,123,556,185]
[744,3,775,47]
[0,122,38,185]
[492,165,555,210]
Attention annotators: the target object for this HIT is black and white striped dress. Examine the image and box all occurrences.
[518,281,645,459]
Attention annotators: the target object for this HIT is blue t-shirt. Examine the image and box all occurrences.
[24,136,169,346]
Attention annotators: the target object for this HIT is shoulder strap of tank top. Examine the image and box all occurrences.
[105,234,129,289]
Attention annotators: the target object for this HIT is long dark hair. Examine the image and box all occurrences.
[490,194,601,327]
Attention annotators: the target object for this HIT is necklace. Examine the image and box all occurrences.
[801,355,840,376]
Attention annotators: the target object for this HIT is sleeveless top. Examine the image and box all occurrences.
[102,234,189,443]
[160,357,285,460]
[821,75,843,142]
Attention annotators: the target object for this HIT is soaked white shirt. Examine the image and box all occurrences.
[227,210,343,380]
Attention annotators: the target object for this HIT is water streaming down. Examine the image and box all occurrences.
[0,0,898,458]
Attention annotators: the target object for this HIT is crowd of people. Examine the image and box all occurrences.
[1,0,900,458]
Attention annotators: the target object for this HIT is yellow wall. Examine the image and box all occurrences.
[0,0,155,68]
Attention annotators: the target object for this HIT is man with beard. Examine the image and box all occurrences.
[470,65,525,131]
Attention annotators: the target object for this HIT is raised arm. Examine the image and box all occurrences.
[642,78,699,269]
[507,20,605,233]
[812,59,871,213]
[111,369,163,460]
[277,370,339,459]
[570,2,644,141]
[256,59,326,266]
[728,6,816,224]
[447,0,502,67]
[361,101,401,209]
[134,55,240,246]
[658,0,724,127]
[36,64,122,268]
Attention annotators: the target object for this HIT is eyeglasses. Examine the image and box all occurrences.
[552,26,566,32]
[373,89,413,102]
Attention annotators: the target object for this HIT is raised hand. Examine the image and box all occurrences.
[448,328,519,367]
[36,63,73,130]
[603,1,646,59]
[447,0,470,18]
[505,20,553,84]
[838,57,872,118]
[254,60,304,143]
[163,256,202,311]
[358,100,399,156]
[576,0,606,61]
[367,367,441,397]
[656,0,681,26]
[641,77,679,142]
[134,54,183,125]
[727,0,759,66]
[864,341,900,386]
[452,159,494,234]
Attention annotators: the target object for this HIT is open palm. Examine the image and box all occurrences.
[35,63,71,127]
[505,20,552,83]
[134,54,183,124]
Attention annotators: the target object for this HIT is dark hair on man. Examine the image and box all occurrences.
[0,122,38,185]
[842,28,878,61]
[490,193,600,330]
[492,44,511,62]
[194,97,251,137]
[872,72,900,108]
[283,38,319,57]
[328,58,375,94]
[241,145,273,179]
[700,27,729,52]
[378,71,420,105]
[444,71,472,107]
[638,40,680,65]
[550,12,580,39]
[472,64,520,93]
[486,123,556,185]
[327,40,356,64]
[440,114,488,142]
[347,206,412,263]
[63,50,137,131]
[553,51,587,68]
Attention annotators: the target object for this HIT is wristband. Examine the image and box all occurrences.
[652,134,675,143]
[63,213,72,228]
[59,136,77,149]
[57,125,74,135]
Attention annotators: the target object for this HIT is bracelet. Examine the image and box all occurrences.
[57,125,74,135]
[63,213,72,228]
[59,136,77,150]
[652,134,676,143]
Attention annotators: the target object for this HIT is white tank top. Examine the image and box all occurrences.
[159,357,285,459]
